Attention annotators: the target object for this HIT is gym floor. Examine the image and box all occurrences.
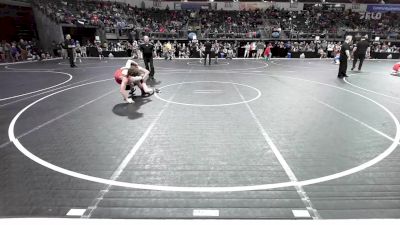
[0,58,400,219]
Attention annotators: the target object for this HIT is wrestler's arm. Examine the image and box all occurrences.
[120,77,130,100]
[125,59,138,68]
[137,66,150,77]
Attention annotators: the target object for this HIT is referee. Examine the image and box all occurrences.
[351,35,370,71]
[140,36,155,80]
[338,36,352,79]
[204,39,212,66]
[64,34,76,68]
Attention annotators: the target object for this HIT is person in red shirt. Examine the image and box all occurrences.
[391,62,400,76]
[264,43,272,61]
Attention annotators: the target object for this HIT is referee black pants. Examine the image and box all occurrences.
[338,58,347,77]
[204,51,211,65]
[143,57,155,78]
[352,54,365,70]
[67,49,75,67]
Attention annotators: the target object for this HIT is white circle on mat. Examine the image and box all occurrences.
[154,81,261,107]
[7,76,400,192]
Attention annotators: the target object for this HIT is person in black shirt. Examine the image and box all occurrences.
[204,40,212,66]
[64,34,76,68]
[351,35,370,71]
[338,36,352,79]
[139,36,155,80]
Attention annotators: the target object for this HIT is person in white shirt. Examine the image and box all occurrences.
[327,42,334,58]
[244,42,250,58]
[250,42,257,58]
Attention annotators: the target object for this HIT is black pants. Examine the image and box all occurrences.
[67,49,75,67]
[143,57,155,78]
[352,54,365,70]
[53,49,58,57]
[204,51,211,65]
[338,58,347,77]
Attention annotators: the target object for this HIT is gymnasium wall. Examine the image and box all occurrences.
[32,6,64,52]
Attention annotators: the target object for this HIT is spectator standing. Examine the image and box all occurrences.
[250,42,257,58]
[97,44,103,60]
[327,42,334,58]
[256,41,265,59]
[4,41,11,61]
[10,43,20,62]
[244,42,250,58]
[264,43,272,61]
[156,41,162,58]
[52,41,58,57]
[0,43,4,62]
[213,41,220,64]
[19,39,28,60]
[132,41,139,58]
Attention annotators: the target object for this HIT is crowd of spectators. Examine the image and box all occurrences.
[268,40,400,59]
[0,39,51,63]
[73,38,397,60]
[70,39,241,59]
[2,37,399,63]
[33,0,267,39]
[371,42,399,53]
[197,9,265,39]
[273,7,400,39]
[33,0,190,36]
[32,0,400,41]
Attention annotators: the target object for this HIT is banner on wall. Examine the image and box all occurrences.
[367,4,400,12]
[360,12,382,20]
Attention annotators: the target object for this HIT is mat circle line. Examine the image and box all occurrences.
[0,71,73,101]
[58,61,108,66]
[269,60,338,70]
[187,61,230,66]
[4,65,57,71]
[154,81,261,107]
[156,61,268,71]
[7,75,400,192]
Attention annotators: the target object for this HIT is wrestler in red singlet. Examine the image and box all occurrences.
[393,63,400,73]
[114,68,124,84]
